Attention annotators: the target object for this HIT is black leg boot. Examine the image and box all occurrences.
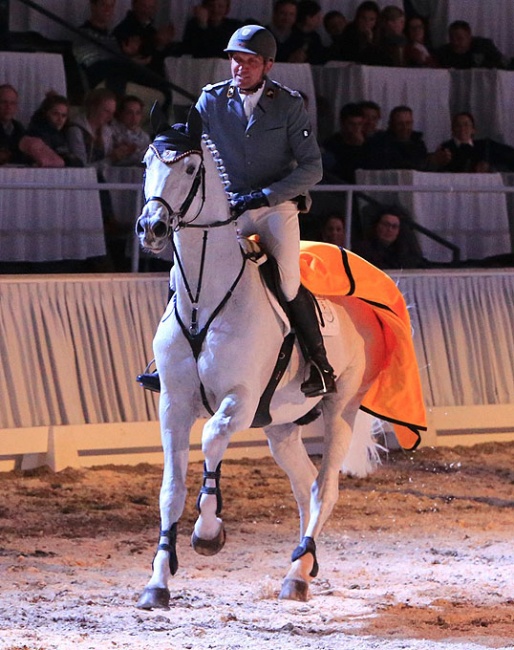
[287,285,337,398]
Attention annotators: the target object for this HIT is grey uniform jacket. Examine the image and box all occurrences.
[195,77,322,207]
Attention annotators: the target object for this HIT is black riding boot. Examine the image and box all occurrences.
[137,287,175,392]
[288,285,337,398]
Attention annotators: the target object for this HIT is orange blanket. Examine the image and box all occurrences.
[299,242,426,450]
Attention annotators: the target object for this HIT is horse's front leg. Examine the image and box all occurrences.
[137,390,196,609]
[191,390,256,555]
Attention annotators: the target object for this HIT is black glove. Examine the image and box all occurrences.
[230,190,269,218]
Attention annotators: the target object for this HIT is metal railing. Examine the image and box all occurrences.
[2,179,514,272]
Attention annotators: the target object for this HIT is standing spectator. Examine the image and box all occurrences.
[403,15,437,67]
[74,0,171,108]
[180,0,243,58]
[335,1,381,64]
[438,111,514,173]
[26,93,83,167]
[375,5,407,66]
[352,205,427,269]
[113,0,178,76]
[111,94,150,166]
[287,1,328,64]
[322,103,366,183]
[435,20,507,69]
[0,84,30,165]
[358,100,382,139]
[363,105,451,170]
[323,10,347,60]
[266,0,304,63]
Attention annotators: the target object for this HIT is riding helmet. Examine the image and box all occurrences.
[224,25,277,61]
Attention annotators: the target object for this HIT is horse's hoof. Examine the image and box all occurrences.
[191,524,226,556]
[279,578,310,602]
[136,586,170,610]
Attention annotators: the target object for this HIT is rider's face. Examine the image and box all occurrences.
[230,53,273,91]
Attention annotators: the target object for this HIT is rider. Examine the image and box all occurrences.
[139,24,336,398]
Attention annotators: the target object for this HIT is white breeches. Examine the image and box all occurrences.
[236,201,300,301]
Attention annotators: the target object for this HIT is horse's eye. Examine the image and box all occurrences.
[186,164,196,175]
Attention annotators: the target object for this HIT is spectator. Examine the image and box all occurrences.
[363,105,451,170]
[320,213,345,249]
[113,0,178,75]
[358,100,382,139]
[266,0,304,63]
[26,92,83,167]
[375,5,407,66]
[352,205,427,269]
[404,15,437,67]
[322,103,366,183]
[435,20,507,69]
[323,10,347,60]
[335,1,381,64]
[0,84,30,165]
[439,111,514,173]
[111,94,150,165]
[74,0,171,109]
[180,0,243,58]
[287,1,328,64]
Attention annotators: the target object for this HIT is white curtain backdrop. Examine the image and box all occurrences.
[1,271,513,433]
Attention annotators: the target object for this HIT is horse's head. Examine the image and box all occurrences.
[136,106,205,252]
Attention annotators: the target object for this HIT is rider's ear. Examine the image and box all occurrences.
[150,101,170,136]
[186,106,203,148]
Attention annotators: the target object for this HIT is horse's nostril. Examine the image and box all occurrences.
[136,220,145,235]
[153,221,167,238]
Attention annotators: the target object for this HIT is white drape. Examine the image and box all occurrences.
[0,271,513,434]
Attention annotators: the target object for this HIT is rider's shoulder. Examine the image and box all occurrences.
[268,79,303,100]
[201,79,232,94]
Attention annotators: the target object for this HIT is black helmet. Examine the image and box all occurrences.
[224,25,277,61]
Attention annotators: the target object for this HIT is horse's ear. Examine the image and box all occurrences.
[150,102,169,135]
[186,106,203,148]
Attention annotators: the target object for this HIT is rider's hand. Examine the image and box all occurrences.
[230,190,269,218]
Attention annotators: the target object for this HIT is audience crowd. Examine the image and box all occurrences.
[2,0,514,271]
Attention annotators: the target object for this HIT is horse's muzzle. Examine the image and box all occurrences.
[135,212,170,252]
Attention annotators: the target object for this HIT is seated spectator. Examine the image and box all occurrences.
[439,111,514,173]
[0,84,30,165]
[435,20,507,69]
[320,213,346,249]
[375,5,407,66]
[352,205,427,269]
[74,0,171,107]
[358,100,382,139]
[113,0,178,76]
[180,0,243,58]
[285,1,328,65]
[322,103,366,183]
[266,0,304,63]
[111,94,150,166]
[363,105,451,170]
[26,93,83,167]
[334,1,382,65]
[323,10,348,60]
[403,15,438,67]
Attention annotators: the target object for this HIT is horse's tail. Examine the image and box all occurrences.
[341,410,383,478]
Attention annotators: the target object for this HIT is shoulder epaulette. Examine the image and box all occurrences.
[202,79,232,92]
[270,79,302,98]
